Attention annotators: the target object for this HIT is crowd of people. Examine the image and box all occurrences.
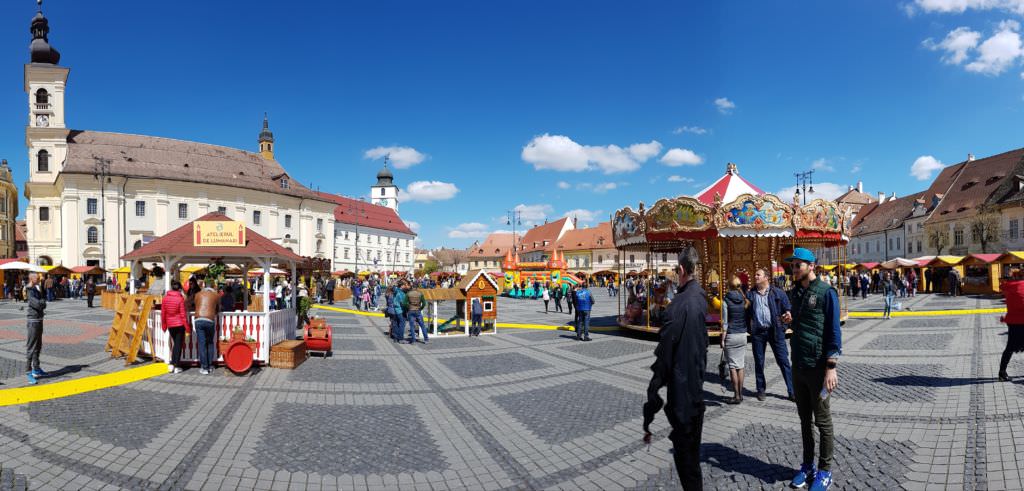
[507,280,597,341]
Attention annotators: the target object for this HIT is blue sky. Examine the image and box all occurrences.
[2,1,1024,248]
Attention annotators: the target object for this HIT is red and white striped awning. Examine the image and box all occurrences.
[694,163,764,205]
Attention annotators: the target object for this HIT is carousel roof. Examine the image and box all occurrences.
[694,162,764,205]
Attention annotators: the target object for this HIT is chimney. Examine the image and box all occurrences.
[878,192,885,203]
[890,192,897,200]
[848,185,854,191]
[968,153,975,162]
[857,180,863,193]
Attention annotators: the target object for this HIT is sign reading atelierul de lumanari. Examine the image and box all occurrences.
[193,221,246,247]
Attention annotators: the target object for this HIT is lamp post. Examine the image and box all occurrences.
[794,169,815,206]
[92,156,112,270]
[506,209,522,255]
[346,197,368,279]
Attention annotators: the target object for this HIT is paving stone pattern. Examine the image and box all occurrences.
[32,341,108,360]
[250,403,447,475]
[332,338,375,351]
[438,351,549,378]
[415,336,491,350]
[863,333,955,351]
[25,386,195,450]
[0,356,23,380]
[556,339,652,360]
[833,361,948,403]
[0,466,28,491]
[892,317,965,328]
[288,358,397,384]
[492,381,642,445]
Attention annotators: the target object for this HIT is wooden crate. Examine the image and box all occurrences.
[270,340,308,369]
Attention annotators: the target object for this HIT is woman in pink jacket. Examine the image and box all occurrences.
[161,280,190,373]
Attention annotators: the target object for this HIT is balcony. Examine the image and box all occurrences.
[34,103,51,111]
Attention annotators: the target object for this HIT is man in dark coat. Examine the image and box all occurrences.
[642,246,708,489]
[325,278,337,305]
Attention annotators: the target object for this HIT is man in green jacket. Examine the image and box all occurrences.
[782,247,842,491]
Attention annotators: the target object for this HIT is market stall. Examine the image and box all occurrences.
[961,253,1002,294]
[998,252,1024,290]
[612,163,851,334]
[925,256,966,294]
[124,212,302,371]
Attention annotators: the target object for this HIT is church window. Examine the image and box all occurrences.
[87,226,98,244]
[344,248,350,259]
[135,201,145,217]
[285,214,292,228]
[253,210,261,225]
[37,150,49,172]
[178,203,188,219]
[381,188,385,196]
[317,239,323,253]
[87,198,97,215]
[35,89,48,105]
[217,206,227,215]
[316,218,323,232]
[39,207,49,222]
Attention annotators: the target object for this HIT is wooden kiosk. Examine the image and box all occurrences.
[459,269,500,335]
[961,253,1002,294]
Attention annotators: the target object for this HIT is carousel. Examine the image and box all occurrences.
[613,163,851,334]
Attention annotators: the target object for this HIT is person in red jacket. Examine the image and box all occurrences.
[161,280,190,374]
[999,276,1024,382]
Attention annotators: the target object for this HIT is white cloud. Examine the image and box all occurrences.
[562,209,604,224]
[811,158,835,172]
[397,181,459,203]
[594,182,618,193]
[406,221,421,233]
[915,0,1024,15]
[672,126,709,135]
[850,163,862,173]
[557,181,571,189]
[363,146,427,169]
[925,21,1023,75]
[965,20,1023,74]
[776,182,849,202]
[660,148,704,166]
[910,155,945,180]
[521,134,660,174]
[447,222,490,239]
[714,97,736,114]
[514,203,554,222]
[667,175,695,183]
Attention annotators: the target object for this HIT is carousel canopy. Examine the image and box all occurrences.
[694,162,764,205]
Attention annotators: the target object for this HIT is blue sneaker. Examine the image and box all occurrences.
[31,369,48,377]
[26,372,37,385]
[809,470,833,491]
[790,463,815,488]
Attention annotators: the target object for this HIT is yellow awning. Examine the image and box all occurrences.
[112,266,132,273]
[999,251,1024,264]
[180,265,207,273]
[820,265,837,271]
[930,255,965,267]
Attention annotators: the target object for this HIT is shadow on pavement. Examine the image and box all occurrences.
[871,375,993,387]
[43,364,89,379]
[701,442,793,485]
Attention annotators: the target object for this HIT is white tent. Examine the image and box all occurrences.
[0,262,48,273]
[880,257,919,269]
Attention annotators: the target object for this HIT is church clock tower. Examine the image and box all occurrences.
[25,0,69,184]
[370,156,399,211]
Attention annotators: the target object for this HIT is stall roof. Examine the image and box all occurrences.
[928,255,966,267]
[964,253,1002,264]
[71,266,105,274]
[122,212,303,263]
[44,265,74,275]
[998,251,1024,264]
[858,262,880,269]
[421,288,465,301]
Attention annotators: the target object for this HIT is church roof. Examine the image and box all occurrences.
[61,130,332,204]
[315,192,416,236]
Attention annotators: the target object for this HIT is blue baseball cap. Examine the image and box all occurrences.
[785,247,816,264]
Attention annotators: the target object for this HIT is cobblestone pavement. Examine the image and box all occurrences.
[0,294,1022,489]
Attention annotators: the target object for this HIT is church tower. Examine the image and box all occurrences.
[258,113,274,160]
[370,156,399,211]
[25,0,69,185]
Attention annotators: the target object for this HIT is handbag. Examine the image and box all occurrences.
[718,348,728,392]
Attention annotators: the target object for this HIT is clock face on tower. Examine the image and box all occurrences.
[35,114,49,128]
[375,199,389,207]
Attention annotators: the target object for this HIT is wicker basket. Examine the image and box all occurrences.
[270,340,308,369]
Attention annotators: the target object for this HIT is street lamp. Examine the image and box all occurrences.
[794,170,815,206]
[346,196,368,277]
[92,156,112,270]
[506,208,522,254]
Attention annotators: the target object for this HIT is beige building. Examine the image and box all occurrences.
[21,9,336,268]
[0,160,19,258]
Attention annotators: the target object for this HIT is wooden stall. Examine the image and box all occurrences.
[925,256,966,294]
[961,253,1002,294]
[997,252,1024,290]
[422,288,468,337]
[459,269,500,335]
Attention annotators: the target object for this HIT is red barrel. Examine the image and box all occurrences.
[223,340,254,374]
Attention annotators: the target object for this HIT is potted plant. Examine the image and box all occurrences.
[308,315,328,338]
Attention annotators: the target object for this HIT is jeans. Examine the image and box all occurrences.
[750,329,794,396]
[793,366,834,471]
[392,312,406,341]
[26,320,42,372]
[194,319,216,370]
[883,294,894,317]
[576,310,591,338]
[168,326,186,368]
[471,313,483,335]
[406,311,428,342]
[668,411,705,490]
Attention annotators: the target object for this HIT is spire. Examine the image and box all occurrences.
[258,113,274,160]
[30,0,60,65]
[376,154,394,186]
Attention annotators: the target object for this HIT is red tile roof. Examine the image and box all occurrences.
[555,222,613,251]
[315,192,416,236]
[468,233,516,258]
[14,221,25,242]
[520,218,570,253]
[122,212,303,262]
[926,148,1024,224]
[850,192,925,236]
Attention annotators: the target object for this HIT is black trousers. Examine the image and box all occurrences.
[87,293,94,308]
[669,412,704,490]
[26,320,42,372]
[168,326,185,367]
[793,366,834,471]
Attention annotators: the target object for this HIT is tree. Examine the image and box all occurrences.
[433,248,469,271]
[926,222,950,256]
[421,259,440,275]
[969,204,1002,253]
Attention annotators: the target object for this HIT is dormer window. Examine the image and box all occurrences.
[280,177,289,189]
[986,176,1001,186]
[961,180,978,191]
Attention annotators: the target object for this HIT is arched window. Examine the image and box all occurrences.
[133,240,142,250]
[38,256,53,266]
[37,150,49,172]
[381,188,385,196]
[316,239,323,252]
[35,89,48,105]
[87,226,98,244]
